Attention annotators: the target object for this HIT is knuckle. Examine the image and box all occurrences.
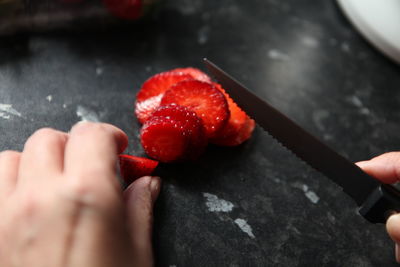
[62,173,121,212]
[65,178,96,202]
[32,127,58,138]
[71,122,119,141]
[80,166,115,183]
[0,150,19,162]
[26,128,66,147]
[16,193,42,221]
[71,122,106,136]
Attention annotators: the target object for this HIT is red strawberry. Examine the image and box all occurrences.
[118,154,158,184]
[210,83,255,146]
[135,71,193,123]
[135,94,163,124]
[170,67,212,83]
[160,80,230,138]
[151,104,207,160]
[103,0,143,20]
[140,116,190,162]
[137,72,193,102]
[211,117,256,146]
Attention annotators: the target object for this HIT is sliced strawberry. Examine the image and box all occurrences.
[209,83,249,142]
[135,94,163,124]
[140,116,191,162]
[103,0,142,20]
[210,83,255,146]
[135,71,193,123]
[151,104,207,160]
[160,80,229,138]
[212,117,256,146]
[170,67,212,83]
[118,154,158,184]
[137,71,193,102]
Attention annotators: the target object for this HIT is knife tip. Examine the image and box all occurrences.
[202,58,216,70]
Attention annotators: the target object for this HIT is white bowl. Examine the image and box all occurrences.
[337,0,400,64]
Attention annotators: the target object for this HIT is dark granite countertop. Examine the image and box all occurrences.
[1,0,400,266]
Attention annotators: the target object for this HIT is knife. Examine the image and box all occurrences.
[204,58,400,224]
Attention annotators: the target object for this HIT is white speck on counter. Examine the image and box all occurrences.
[76,105,100,122]
[341,42,350,53]
[327,211,336,224]
[272,177,281,183]
[347,95,371,115]
[348,95,363,107]
[302,36,319,48]
[312,109,329,132]
[305,191,319,204]
[234,218,255,239]
[63,104,67,109]
[46,95,53,102]
[302,184,309,192]
[198,26,210,45]
[0,112,10,119]
[0,104,22,119]
[268,49,290,61]
[203,192,234,212]
[96,67,103,76]
[302,184,320,204]
[360,107,370,115]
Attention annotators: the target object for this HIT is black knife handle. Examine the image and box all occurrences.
[359,184,400,223]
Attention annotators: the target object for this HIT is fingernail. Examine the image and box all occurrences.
[396,243,400,263]
[355,161,366,167]
[149,176,161,202]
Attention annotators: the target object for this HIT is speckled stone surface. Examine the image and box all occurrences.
[1,0,400,266]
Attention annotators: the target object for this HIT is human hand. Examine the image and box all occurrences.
[0,122,161,267]
[357,152,400,262]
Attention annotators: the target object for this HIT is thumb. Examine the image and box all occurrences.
[124,176,161,267]
[386,214,400,263]
[356,152,400,184]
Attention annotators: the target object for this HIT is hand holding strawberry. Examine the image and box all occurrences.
[0,122,160,267]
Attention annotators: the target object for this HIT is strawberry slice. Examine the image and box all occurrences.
[135,94,163,124]
[135,71,193,123]
[118,154,159,184]
[137,72,193,102]
[170,67,212,83]
[151,104,207,160]
[210,83,255,146]
[160,80,229,138]
[140,116,191,162]
[211,117,256,146]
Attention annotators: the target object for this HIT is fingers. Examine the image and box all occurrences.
[359,152,400,263]
[356,152,400,184]
[0,150,21,198]
[18,128,68,186]
[64,122,128,196]
[124,176,161,267]
[387,214,400,263]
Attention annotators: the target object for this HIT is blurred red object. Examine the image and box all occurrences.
[60,0,85,4]
[103,0,142,20]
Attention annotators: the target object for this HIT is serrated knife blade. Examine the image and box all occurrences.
[204,58,400,224]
